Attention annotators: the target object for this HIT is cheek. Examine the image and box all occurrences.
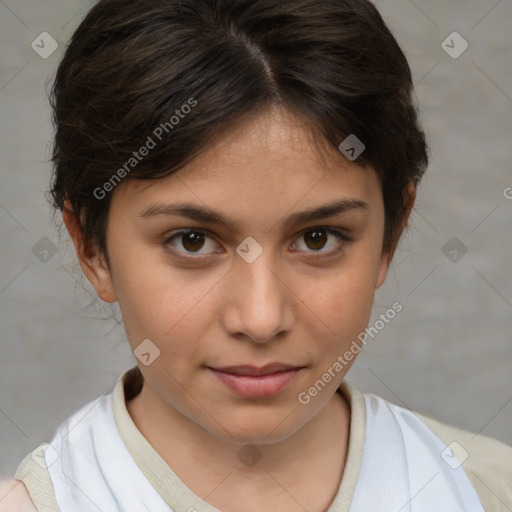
[307,273,375,336]
[302,251,381,351]
[109,245,214,355]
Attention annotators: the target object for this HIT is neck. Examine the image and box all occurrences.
[126,377,350,511]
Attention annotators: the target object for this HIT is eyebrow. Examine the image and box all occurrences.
[138,198,369,230]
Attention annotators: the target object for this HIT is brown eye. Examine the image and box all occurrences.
[164,229,221,256]
[181,231,205,252]
[304,229,328,251]
[292,227,349,255]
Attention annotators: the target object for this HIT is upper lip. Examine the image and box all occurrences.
[210,363,302,376]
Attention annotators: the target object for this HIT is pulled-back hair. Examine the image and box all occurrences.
[48,0,428,266]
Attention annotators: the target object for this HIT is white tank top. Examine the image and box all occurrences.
[44,388,485,512]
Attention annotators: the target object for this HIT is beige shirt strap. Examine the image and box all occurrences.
[14,447,60,512]
[420,413,512,511]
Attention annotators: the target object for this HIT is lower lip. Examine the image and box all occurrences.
[208,368,301,398]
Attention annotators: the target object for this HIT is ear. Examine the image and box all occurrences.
[376,183,416,290]
[62,201,117,303]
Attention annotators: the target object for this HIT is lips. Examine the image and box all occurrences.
[207,363,304,398]
[212,363,301,376]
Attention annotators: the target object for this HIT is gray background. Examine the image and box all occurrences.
[1,0,511,478]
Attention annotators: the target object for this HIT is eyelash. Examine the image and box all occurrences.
[162,227,351,260]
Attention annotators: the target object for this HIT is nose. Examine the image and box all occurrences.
[220,250,294,344]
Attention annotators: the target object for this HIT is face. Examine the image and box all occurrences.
[74,105,398,445]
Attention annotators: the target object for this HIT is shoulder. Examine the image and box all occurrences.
[10,444,60,512]
[0,479,38,512]
[342,382,512,510]
[418,412,512,510]
[6,374,130,512]
[10,392,115,512]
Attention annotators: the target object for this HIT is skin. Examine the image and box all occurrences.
[64,104,415,512]
[0,480,37,512]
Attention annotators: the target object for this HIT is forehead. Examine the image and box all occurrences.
[113,105,379,214]
[148,105,349,181]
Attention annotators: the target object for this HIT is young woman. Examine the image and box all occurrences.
[2,0,511,510]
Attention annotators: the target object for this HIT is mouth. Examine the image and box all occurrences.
[207,363,305,398]
[212,363,302,376]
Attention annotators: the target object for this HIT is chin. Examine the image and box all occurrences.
[207,407,306,446]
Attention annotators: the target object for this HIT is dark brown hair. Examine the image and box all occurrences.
[48,0,428,268]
